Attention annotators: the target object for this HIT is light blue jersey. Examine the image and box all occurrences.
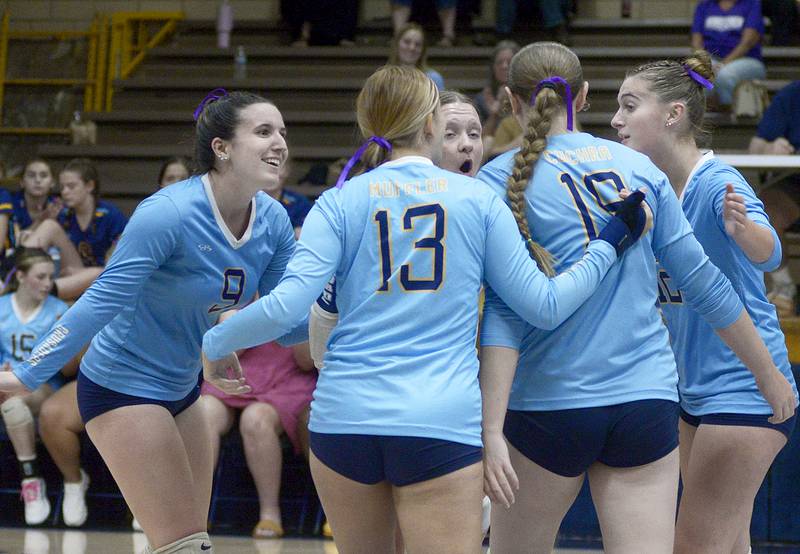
[14,175,297,400]
[203,156,620,446]
[478,133,744,410]
[659,152,799,415]
[0,294,68,389]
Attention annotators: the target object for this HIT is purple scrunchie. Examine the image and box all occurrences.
[335,136,392,189]
[682,64,714,90]
[193,88,229,121]
[533,76,574,131]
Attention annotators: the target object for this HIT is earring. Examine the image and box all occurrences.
[665,121,674,127]
[580,102,591,112]
[218,154,229,161]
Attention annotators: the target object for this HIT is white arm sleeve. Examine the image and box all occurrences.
[309,302,339,370]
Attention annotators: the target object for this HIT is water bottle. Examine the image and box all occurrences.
[234,45,247,80]
[217,0,234,49]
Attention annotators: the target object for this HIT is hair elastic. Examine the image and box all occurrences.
[682,64,714,90]
[335,136,392,188]
[193,88,229,121]
[533,76,574,131]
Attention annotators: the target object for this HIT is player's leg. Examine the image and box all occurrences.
[587,449,679,554]
[588,399,680,554]
[197,394,235,464]
[674,421,789,554]
[489,442,585,554]
[394,461,484,554]
[309,432,398,553]
[85,403,208,549]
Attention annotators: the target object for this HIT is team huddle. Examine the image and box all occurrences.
[0,41,797,554]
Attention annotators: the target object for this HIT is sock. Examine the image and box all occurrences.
[19,456,40,479]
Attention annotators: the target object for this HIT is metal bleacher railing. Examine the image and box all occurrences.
[0,10,183,141]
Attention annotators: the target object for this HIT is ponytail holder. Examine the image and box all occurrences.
[682,65,714,90]
[335,136,392,189]
[533,76,574,131]
[193,88,229,121]
[2,268,15,291]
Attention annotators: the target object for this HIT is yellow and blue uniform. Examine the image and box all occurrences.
[203,156,622,459]
[661,152,798,424]
[0,294,68,389]
[477,134,746,476]
[13,175,298,405]
[57,200,127,266]
[279,188,313,229]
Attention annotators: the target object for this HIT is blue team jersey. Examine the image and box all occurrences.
[478,133,744,410]
[659,152,799,415]
[204,156,621,446]
[0,294,68,390]
[279,189,313,228]
[14,175,297,400]
[57,199,127,266]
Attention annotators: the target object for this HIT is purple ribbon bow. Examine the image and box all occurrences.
[533,76,574,131]
[193,88,229,121]
[335,136,392,188]
[682,65,714,90]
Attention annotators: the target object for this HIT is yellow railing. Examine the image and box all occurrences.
[0,10,182,137]
[105,11,183,111]
[0,10,107,135]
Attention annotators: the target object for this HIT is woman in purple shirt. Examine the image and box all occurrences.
[691,0,766,107]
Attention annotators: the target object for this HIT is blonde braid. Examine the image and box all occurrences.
[506,89,561,276]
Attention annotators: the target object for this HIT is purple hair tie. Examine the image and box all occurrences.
[193,88,229,121]
[533,76,574,131]
[682,65,714,90]
[335,136,392,189]
[2,268,15,291]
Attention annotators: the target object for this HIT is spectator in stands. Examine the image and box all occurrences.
[282,0,359,46]
[496,1,571,44]
[749,80,800,316]
[20,158,126,300]
[157,156,191,189]
[391,0,457,46]
[388,22,445,90]
[474,41,520,125]
[691,0,766,109]
[0,248,69,525]
[201,310,316,539]
[762,0,799,45]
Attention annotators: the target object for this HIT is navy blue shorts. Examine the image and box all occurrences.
[504,399,680,478]
[680,409,797,441]
[77,371,201,424]
[309,432,482,486]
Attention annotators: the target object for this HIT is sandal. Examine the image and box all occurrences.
[252,519,284,539]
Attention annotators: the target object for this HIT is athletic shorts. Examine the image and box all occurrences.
[680,408,797,441]
[504,399,679,478]
[309,431,482,486]
[77,371,200,424]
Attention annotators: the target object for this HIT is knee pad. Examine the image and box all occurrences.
[1,396,33,429]
[152,532,213,553]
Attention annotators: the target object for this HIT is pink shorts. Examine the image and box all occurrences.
[201,341,317,452]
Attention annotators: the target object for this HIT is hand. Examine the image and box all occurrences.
[756,370,797,424]
[597,189,650,255]
[201,352,251,395]
[723,184,749,239]
[0,372,30,402]
[482,430,519,509]
[44,198,63,221]
[618,188,653,234]
[769,138,795,156]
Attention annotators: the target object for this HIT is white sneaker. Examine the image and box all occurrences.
[62,469,90,527]
[21,477,51,525]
